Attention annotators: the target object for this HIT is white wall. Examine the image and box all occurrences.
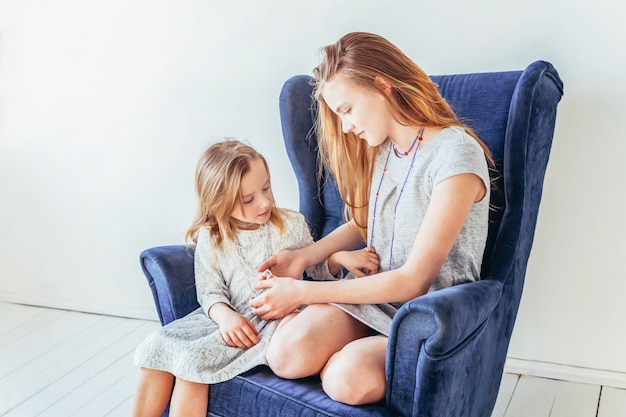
[1,0,624,383]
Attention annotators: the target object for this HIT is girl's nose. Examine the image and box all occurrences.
[341,119,354,134]
[261,195,273,209]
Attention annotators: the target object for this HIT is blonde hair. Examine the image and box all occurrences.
[185,139,284,247]
[313,32,494,241]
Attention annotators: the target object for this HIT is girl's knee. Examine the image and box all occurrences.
[170,378,209,417]
[266,330,316,379]
[175,378,208,393]
[322,359,385,405]
[266,306,341,378]
[320,339,386,405]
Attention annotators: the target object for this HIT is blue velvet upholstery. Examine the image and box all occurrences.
[139,60,563,417]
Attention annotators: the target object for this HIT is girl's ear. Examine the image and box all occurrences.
[374,76,392,96]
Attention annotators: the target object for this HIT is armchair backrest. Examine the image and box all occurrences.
[280,60,563,322]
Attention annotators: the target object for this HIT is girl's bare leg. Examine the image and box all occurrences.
[132,368,174,417]
[266,304,370,379]
[169,378,209,417]
[320,334,388,405]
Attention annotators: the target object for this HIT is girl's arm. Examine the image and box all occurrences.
[251,173,485,319]
[195,228,260,348]
[257,220,364,278]
[194,228,233,316]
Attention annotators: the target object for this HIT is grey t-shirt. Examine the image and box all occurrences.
[330,126,491,336]
[367,126,490,291]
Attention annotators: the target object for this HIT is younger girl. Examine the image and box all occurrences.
[132,139,378,417]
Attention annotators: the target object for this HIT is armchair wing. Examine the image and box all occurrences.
[386,280,504,417]
[140,245,197,326]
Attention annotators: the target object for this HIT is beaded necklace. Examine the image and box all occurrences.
[369,128,424,271]
[393,129,421,157]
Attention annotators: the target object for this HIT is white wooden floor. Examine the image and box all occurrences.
[1,302,625,417]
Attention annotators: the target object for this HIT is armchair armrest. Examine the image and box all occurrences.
[385,279,503,416]
[140,245,198,326]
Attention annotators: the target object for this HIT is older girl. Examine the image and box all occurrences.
[251,32,493,406]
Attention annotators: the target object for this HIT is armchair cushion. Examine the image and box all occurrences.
[209,367,393,417]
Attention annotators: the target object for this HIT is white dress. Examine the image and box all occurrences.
[134,209,333,384]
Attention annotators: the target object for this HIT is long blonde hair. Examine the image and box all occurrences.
[313,32,494,241]
[185,139,284,247]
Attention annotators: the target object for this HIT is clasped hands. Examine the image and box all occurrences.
[249,246,379,321]
[248,250,306,321]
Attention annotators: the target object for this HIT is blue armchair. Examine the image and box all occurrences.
[140,60,563,417]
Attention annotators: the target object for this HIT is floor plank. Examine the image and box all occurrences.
[504,375,600,417]
[0,303,43,336]
[0,315,143,415]
[550,380,600,417]
[0,310,103,378]
[3,320,158,417]
[492,373,519,417]
[69,367,138,417]
[104,395,135,417]
[597,387,626,417]
[0,314,124,384]
[0,307,68,350]
[0,309,158,417]
[37,351,137,417]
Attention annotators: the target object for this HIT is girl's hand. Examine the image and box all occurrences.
[210,303,259,348]
[257,249,308,279]
[328,246,380,277]
[249,277,305,321]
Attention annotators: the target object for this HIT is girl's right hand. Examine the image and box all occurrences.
[210,304,259,348]
[329,246,380,277]
[257,249,308,279]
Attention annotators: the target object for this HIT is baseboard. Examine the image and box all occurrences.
[0,291,159,321]
[505,357,626,389]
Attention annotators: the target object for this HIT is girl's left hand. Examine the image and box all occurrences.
[249,277,305,320]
